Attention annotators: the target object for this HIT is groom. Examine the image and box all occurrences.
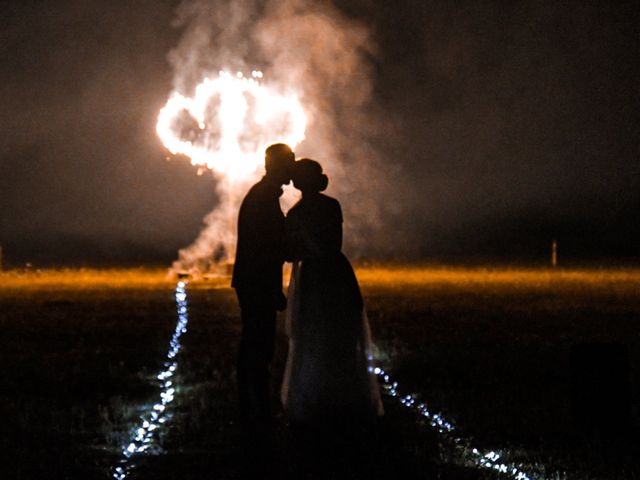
[232,143,294,427]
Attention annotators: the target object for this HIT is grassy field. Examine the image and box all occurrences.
[1,266,639,479]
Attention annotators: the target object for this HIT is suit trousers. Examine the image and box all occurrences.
[236,290,277,424]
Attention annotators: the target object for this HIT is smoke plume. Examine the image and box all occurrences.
[167,0,406,273]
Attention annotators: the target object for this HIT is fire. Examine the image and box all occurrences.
[156,70,307,181]
[156,70,308,272]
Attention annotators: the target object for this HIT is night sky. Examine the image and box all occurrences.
[1,0,638,267]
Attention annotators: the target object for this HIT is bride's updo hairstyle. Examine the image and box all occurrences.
[292,158,328,193]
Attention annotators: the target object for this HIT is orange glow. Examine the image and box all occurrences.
[353,266,640,291]
[2,267,638,293]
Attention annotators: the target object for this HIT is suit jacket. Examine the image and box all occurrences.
[231,177,286,302]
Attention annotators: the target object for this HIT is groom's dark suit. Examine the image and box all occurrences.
[232,176,287,423]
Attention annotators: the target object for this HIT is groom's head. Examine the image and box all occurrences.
[264,143,295,185]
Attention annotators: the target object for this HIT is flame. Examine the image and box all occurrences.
[156,70,307,181]
[156,70,307,272]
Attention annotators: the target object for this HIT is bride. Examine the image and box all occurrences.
[281,159,383,426]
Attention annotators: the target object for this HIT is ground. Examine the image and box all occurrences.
[1,266,639,479]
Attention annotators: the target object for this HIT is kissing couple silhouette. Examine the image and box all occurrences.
[232,143,383,440]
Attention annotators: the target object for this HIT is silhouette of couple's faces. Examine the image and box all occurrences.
[264,145,329,193]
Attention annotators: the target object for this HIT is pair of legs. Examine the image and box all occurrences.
[236,290,277,426]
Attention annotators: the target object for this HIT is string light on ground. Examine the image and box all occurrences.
[369,365,548,480]
[112,281,190,479]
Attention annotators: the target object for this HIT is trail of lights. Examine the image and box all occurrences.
[369,364,549,480]
[112,281,190,480]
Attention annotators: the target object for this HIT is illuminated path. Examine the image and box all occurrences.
[108,280,558,479]
[112,281,190,480]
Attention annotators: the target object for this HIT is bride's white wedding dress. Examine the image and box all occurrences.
[281,192,383,424]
